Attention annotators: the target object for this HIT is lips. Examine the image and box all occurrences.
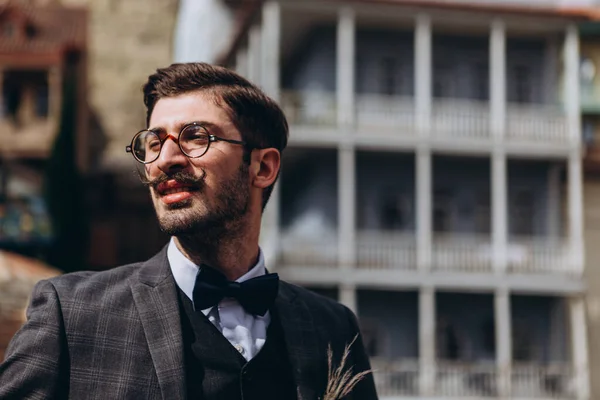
[156,180,197,195]
[155,180,198,205]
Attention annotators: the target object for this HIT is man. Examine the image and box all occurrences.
[0,63,377,399]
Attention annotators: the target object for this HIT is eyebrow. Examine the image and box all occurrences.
[149,120,222,135]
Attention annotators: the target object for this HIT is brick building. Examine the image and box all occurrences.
[0,0,87,258]
[0,0,85,359]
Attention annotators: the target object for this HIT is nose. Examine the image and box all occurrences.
[154,134,189,173]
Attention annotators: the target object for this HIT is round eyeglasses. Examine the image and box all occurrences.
[126,123,246,164]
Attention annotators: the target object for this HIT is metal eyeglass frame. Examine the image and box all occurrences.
[125,122,247,164]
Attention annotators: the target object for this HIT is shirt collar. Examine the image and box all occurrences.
[167,237,267,303]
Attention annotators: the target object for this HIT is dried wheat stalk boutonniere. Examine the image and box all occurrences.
[322,334,373,400]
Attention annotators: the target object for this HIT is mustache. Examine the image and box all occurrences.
[137,169,206,189]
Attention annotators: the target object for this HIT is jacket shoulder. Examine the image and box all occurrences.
[42,262,145,307]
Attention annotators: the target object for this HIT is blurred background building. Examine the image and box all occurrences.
[4,0,600,399]
[220,0,597,398]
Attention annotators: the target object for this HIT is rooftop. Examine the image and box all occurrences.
[0,0,86,56]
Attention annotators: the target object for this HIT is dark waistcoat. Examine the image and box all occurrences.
[178,288,298,400]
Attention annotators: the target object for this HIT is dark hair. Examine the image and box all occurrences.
[142,62,288,210]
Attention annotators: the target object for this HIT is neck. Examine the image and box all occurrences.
[173,216,261,281]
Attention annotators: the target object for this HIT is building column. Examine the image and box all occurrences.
[564,24,584,275]
[414,13,431,137]
[563,24,581,145]
[247,25,262,85]
[261,1,281,100]
[570,296,590,400]
[490,18,506,141]
[414,14,432,271]
[568,150,584,274]
[416,147,432,270]
[338,143,356,269]
[492,150,507,273]
[547,163,562,238]
[495,289,512,397]
[490,19,507,274]
[339,284,357,315]
[419,286,435,396]
[336,6,355,127]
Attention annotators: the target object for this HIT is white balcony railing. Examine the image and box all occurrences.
[432,234,493,273]
[507,237,575,276]
[356,93,415,131]
[431,98,491,141]
[280,231,576,276]
[280,90,336,126]
[281,91,572,146]
[506,104,569,144]
[279,232,338,266]
[372,359,420,397]
[356,231,416,271]
[511,364,576,399]
[436,362,498,397]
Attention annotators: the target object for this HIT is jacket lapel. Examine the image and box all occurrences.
[275,283,325,400]
[130,247,186,400]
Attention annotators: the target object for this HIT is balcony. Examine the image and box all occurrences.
[511,364,576,399]
[279,231,575,277]
[436,362,498,397]
[431,99,490,141]
[279,232,337,267]
[355,94,414,131]
[431,234,492,273]
[373,362,575,399]
[507,236,574,275]
[505,104,569,145]
[356,231,416,271]
[281,90,571,147]
[372,359,419,397]
[281,90,336,127]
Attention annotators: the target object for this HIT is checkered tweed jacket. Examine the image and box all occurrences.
[0,247,377,400]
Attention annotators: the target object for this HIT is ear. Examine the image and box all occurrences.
[251,148,281,189]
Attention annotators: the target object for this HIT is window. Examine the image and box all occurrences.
[434,64,454,98]
[434,189,453,232]
[511,65,533,103]
[436,318,462,360]
[35,85,49,117]
[360,319,386,358]
[474,63,489,100]
[475,190,491,234]
[380,192,409,230]
[379,57,400,96]
[511,189,535,236]
[512,318,535,361]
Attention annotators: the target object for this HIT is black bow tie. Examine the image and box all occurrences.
[192,265,279,316]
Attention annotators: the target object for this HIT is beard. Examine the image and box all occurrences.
[143,163,250,241]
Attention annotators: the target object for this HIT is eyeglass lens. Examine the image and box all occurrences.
[131,124,210,163]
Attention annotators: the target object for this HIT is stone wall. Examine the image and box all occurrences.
[60,0,179,170]
[51,0,179,268]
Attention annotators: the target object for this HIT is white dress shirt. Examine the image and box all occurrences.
[167,237,270,361]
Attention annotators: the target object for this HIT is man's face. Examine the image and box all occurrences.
[144,92,250,236]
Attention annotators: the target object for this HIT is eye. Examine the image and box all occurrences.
[183,125,209,144]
